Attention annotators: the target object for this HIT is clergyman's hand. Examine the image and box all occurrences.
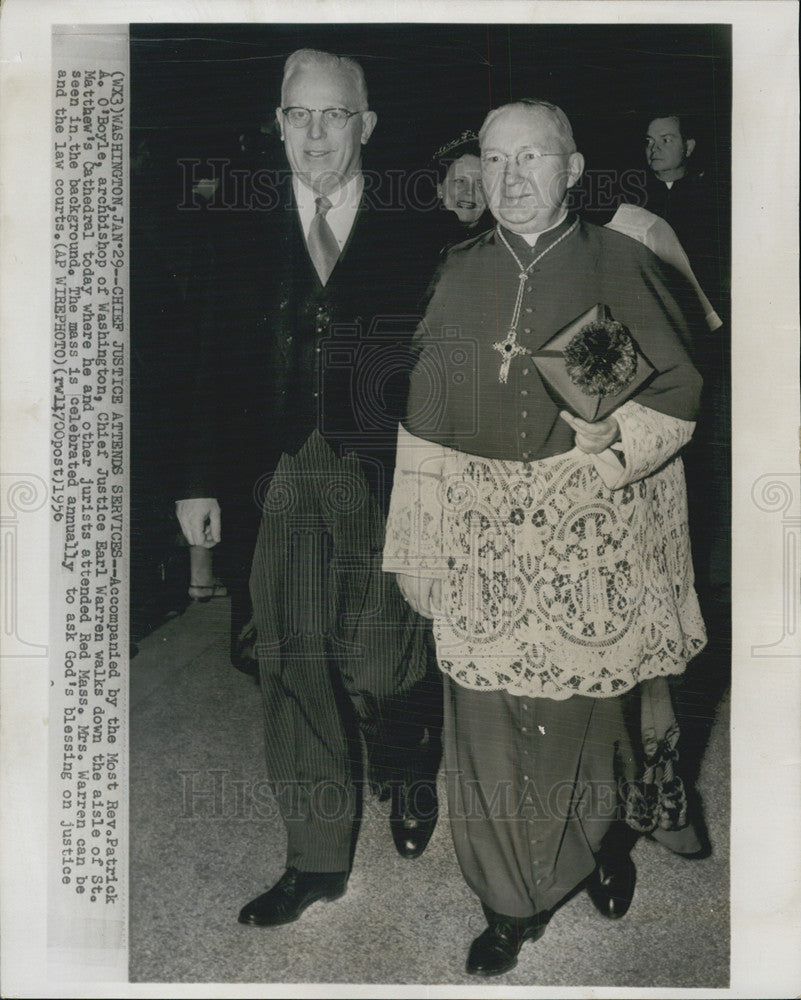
[176,498,221,548]
[560,411,621,454]
[395,573,442,619]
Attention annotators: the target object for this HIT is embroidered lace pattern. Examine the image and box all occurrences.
[613,399,695,485]
[384,414,707,700]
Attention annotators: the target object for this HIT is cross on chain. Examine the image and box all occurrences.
[493,326,530,384]
[493,220,579,384]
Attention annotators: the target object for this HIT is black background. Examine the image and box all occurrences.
[128,22,731,637]
[131,23,731,212]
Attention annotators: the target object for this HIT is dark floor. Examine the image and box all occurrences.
[129,595,730,988]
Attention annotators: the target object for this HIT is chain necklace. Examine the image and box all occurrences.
[492,219,578,382]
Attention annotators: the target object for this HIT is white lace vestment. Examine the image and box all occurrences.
[383,401,707,700]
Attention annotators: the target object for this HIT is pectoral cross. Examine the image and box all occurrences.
[492,218,579,384]
[493,332,530,384]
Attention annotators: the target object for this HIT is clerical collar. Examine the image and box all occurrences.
[519,211,569,246]
[498,212,575,260]
[294,173,364,250]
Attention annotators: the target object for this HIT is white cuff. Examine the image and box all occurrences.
[592,401,695,489]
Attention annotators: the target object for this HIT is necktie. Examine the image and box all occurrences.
[307,195,340,285]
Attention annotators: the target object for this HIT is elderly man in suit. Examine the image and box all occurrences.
[177,48,441,928]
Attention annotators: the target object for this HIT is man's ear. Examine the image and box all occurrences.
[566,151,585,189]
[275,107,284,141]
[360,110,378,145]
[685,138,696,158]
[436,182,444,201]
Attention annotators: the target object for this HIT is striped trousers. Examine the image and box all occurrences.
[249,431,437,872]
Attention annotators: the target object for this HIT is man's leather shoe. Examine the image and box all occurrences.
[230,649,259,679]
[237,867,347,926]
[370,779,392,803]
[231,618,259,679]
[466,909,549,976]
[390,779,438,859]
[586,853,636,919]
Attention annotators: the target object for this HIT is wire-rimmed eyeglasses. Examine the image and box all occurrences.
[281,107,361,130]
[481,149,567,169]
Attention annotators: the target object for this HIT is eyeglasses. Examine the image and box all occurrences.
[281,107,361,129]
[481,149,567,169]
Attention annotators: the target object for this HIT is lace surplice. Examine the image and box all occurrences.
[383,400,707,700]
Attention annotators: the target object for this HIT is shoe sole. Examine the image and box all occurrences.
[466,957,518,977]
[188,586,228,602]
[238,888,346,927]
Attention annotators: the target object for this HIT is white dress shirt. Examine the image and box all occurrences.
[293,172,364,252]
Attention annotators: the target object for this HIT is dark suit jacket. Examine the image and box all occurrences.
[643,169,729,312]
[183,176,436,536]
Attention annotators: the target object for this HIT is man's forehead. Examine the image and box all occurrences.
[283,66,357,102]
[482,107,563,148]
[647,117,682,135]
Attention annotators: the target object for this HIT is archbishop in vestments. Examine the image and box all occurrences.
[383,98,708,977]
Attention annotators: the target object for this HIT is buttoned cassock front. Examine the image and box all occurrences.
[444,680,634,918]
[404,214,701,464]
